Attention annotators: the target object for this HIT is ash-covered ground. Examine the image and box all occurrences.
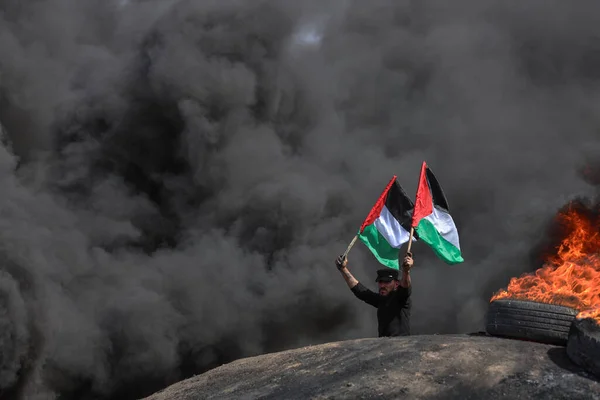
[142,334,600,400]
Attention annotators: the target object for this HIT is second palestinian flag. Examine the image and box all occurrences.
[358,176,415,269]
[412,161,464,264]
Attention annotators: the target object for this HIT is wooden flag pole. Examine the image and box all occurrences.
[343,235,358,259]
[405,227,415,255]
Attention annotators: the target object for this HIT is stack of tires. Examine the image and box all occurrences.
[486,299,600,378]
[567,317,600,378]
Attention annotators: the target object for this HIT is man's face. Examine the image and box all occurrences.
[377,279,399,296]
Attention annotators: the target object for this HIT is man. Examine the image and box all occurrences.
[335,252,413,337]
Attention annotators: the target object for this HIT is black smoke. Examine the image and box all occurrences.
[0,0,599,398]
[528,194,600,270]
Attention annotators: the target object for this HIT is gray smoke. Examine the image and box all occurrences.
[0,0,599,398]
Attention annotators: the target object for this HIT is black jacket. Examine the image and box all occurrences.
[351,282,411,337]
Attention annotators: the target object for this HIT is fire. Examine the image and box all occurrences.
[576,307,600,321]
[491,202,600,324]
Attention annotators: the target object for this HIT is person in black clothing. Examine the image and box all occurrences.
[335,252,413,337]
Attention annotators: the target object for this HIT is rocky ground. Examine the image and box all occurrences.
[143,333,600,399]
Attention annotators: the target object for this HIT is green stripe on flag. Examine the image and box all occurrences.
[358,224,400,269]
[415,218,464,264]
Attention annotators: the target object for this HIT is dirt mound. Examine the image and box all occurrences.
[143,334,600,400]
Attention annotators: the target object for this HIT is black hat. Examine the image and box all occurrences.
[375,268,399,282]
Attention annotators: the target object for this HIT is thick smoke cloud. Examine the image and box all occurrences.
[0,0,599,398]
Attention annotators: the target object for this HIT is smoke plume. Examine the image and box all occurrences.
[0,0,599,398]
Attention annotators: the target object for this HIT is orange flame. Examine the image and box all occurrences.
[491,203,600,324]
[576,307,600,321]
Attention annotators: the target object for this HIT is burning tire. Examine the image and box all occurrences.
[485,299,578,346]
[566,317,600,378]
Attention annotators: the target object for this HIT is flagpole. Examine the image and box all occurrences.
[406,227,415,255]
[343,235,358,258]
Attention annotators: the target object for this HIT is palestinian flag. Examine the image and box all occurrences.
[412,161,463,264]
[357,176,415,269]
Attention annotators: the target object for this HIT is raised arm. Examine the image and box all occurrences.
[336,255,380,307]
[399,252,413,289]
[336,255,358,289]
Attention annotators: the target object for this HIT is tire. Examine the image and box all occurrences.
[486,299,578,346]
[566,317,600,378]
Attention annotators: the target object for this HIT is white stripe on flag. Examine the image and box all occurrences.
[424,207,461,249]
[374,206,412,248]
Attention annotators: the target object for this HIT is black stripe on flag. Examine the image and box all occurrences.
[426,167,450,212]
[385,180,415,233]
